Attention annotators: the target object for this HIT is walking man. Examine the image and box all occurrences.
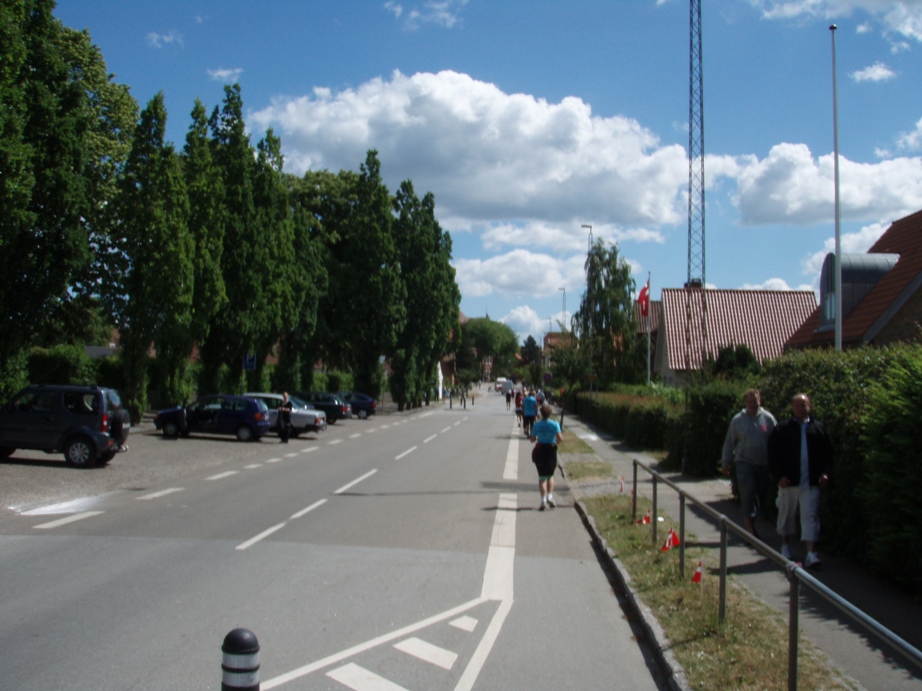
[278,392,293,443]
[768,393,833,568]
[721,389,776,537]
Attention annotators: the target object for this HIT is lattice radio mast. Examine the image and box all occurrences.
[686,0,707,373]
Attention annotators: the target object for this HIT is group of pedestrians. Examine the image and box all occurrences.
[721,389,833,568]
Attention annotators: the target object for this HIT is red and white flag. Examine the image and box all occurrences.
[692,559,703,583]
[637,509,651,525]
[661,528,681,552]
[638,279,650,318]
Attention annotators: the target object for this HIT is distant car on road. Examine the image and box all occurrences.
[244,392,327,436]
[0,384,129,467]
[154,395,270,441]
[295,391,352,423]
[336,391,377,419]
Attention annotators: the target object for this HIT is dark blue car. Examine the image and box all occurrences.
[154,395,270,441]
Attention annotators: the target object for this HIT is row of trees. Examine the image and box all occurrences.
[1,1,460,413]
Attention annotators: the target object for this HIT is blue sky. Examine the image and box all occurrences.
[56,0,922,344]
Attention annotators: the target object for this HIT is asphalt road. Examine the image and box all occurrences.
[0,394,666,690]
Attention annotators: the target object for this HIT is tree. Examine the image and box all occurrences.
[457,317,518,384]
[0,1,136,366]
[389,181,460,409]
[573,238,643,386]
[115,92,193,413]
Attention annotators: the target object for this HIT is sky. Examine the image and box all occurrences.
[55,0,922,345]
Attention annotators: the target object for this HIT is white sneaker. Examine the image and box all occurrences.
[547,497,556,508]
[805,552,822,569]
[781,544,792,560]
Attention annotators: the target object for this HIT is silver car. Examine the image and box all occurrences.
[243,393,327,436]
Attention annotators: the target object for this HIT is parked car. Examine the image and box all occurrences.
[244,392,327,436]
[0,384,130,467]
[154,395,270,441]
[295,391,352,423]
[336,391,377,419]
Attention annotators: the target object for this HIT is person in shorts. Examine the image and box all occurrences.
[514,389,524,427]
[522,390,538,436]
[530,404,562,511]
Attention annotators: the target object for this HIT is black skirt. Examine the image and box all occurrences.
[532,443,558,477]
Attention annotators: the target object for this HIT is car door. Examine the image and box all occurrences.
[0,389,59,448]
[186,396,222,433]
[217,398,243,435]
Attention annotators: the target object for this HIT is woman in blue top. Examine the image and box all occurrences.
[529,404,563,511]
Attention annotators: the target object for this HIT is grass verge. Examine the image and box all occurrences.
[581,494,856,690]
[558,429,594,456]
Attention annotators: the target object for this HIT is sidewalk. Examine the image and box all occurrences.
[560,411,922,691]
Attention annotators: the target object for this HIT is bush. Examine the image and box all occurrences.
[28,345,97,385]
[682,379,748,476]
[0,350,29,401]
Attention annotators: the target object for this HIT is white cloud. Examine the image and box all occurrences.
[389,0,469,29]
[146,30,182,48]
[801,221,890,276]
[851,61,896,81]
[734,142,922,225]
[251,70,690,228]
[384,2,403,19]
[452,249,587,299]
[478,221,664,253]
[897,116,922,151]
[751,1,922,42]
[499,305,553,343]
[739,277,814,291]
[208,68,244,83]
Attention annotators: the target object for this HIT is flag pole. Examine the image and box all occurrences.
[646,272,652,385]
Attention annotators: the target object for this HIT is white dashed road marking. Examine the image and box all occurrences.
[136,488,184,500]
[334,469,378,495]
[33,511,103,529]
[326,662,407,690]
[393,636,457,670]
[206,471,238,481]
[395,446,417,460]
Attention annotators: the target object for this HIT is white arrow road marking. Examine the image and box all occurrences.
[33,511,103,529]
[449,616,477,633]
[326,662,408,690]
[393,637,458,670]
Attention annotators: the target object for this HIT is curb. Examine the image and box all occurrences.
[560,461,692,691]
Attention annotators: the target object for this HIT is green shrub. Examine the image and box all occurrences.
[682,379,747,476]
[0,350,29,401]
[27,345,97,385]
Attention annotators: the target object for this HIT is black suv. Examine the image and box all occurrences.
[295,391,352,423]
[0,384,130,467]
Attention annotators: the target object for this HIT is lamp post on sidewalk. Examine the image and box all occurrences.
[559,287,566,331]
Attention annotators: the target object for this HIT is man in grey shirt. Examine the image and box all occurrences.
[721,389,776,537]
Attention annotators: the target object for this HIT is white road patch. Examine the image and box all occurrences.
[290,498,326,519]
[394,636,457,670]
[206,471,238,481]
[284,452,298,457]
[301,446,319,454]
[441,426,451,434]
[33,511,103,529]
[334,469,377,495]
[450,615,478,632]
[453,421,461,427]
[327,662,408,690]
[265,457,282,463]
[423,434,437,444]
[350,433,361,439]
[504,424,518,481]
[328,439,343,445]
[22,495,108,515]
[578,433,599,441]
[244,464,262,469]
[395,446,417,460]
[454,599,514,691]
[136,488,184,500]
[236,522,287,551]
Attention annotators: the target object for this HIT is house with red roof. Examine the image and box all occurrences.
[786,208,922,350]
[655,288,817,386]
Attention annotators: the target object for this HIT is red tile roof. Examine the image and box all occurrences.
[663,289,817,371]
[786,208,922,348]
[634,300,662,335]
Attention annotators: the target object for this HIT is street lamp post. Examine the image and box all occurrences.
[559,287,566,331]
[830,24,843,351]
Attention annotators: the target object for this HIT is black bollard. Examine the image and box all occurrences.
[222,628,260,691]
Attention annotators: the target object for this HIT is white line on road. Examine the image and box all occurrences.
[244,464,262,469]
[284,452,299,458]
[395,446,417,460]
[290,498,327,519]
[504,422,519,481]
[333,469,378,495]
[136,488,184,500]
[206,471,238,481]
[236,522,287,551]
[327,662,409,690]
[454,599,513,691]
[423,434,437,444]
[33,511,104,529]
[350,433,361,439]
[301,446,319,454]
[441,426,451,434]
[265,457,282,463]
[394,637,458,670]
[328,439,343,445]
[453,421,461,427]
[262,598,486,689]
[450,615,478,632]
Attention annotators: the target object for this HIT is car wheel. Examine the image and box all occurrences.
[64,437,96,468]
[357,409,368,420]
[163,421,180,438]
[236,425,254,442]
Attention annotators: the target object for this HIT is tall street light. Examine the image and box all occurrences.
[830,24,843,351]
[559,287,566,331]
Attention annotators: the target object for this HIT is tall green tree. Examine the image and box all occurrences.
[574,238,643,386]
[0,0,136,365]
[456,317,518,384]
[520,335,544,388]
[389,181,460,409]
[181,98,227,366]
[200,83,271,393]
[116,92,194,413]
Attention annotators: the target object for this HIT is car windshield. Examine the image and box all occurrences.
[290,396,310,408]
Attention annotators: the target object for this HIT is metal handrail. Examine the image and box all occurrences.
[630,458,922,691]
